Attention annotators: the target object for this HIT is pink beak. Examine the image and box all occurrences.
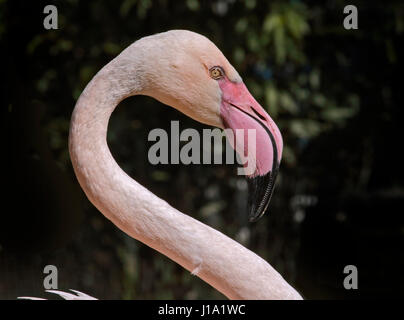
[219,79,283,222]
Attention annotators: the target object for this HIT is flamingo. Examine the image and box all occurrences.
[20,30,302,300]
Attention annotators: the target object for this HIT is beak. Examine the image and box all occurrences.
[219,80,283,222]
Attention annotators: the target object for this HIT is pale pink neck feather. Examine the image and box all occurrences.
[68,54,302,300]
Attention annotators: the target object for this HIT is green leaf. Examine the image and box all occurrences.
[263,14,281,34]
[280,91,299,115]
[265,84,278,116]
[274,24,286,64]
[309,69,321,89]
[186,0,199,11]
[235,18,248,34]
[321,106,359,122]
[289,119,323,138]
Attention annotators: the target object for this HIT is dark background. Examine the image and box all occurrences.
[1,0,403,299]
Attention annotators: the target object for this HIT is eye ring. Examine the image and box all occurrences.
[209,66,224,80]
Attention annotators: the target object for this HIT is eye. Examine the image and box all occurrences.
[209,66,224,80]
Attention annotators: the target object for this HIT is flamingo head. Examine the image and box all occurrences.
[133,30,283,221]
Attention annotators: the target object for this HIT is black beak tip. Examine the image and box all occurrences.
[246,166,279,223]
[248,213,261,223]
[247,193,265,222]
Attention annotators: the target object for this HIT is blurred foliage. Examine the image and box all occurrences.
[1,0,403,299]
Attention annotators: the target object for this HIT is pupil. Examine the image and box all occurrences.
[211,68,221,78]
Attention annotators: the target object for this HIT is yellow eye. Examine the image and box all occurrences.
[209,66,224,80]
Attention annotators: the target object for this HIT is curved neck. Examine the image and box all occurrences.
[69,55,302,300]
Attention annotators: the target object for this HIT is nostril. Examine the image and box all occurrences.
[250,106,266,121]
